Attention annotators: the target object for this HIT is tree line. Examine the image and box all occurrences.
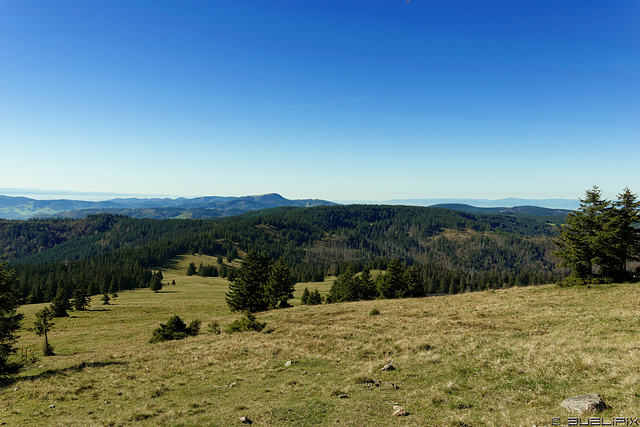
[4,204,567,304]
[326,258,559,303]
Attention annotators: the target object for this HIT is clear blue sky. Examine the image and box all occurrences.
[1,1,638,202]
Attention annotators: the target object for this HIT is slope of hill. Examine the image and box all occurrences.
[3,205,567,304]
[432,203,570,224]
[7,274,639,425]
[0,193,337,220]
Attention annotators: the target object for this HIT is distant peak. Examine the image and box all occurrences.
[250,193,286,200]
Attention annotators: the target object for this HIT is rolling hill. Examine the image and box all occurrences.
[6,265,639,425]
[2,204,568,304]
[0,193,337,220]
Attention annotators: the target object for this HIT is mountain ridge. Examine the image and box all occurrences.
[0,193,337,220]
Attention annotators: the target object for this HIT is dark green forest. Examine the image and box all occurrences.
[1,205,568,304]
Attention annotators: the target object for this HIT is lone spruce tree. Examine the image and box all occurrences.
[265,259,296,309]
[151,272,163,293]
[225,251,271,312]
[50,287,71,317]
[33,307,55,356]
[71,285,91,311]
[0,261,23,375]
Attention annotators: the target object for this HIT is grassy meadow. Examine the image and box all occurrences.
[2,254,640,426]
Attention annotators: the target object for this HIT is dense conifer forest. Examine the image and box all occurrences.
[1,205,567,304]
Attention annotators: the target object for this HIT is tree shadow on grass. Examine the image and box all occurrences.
[1,360,127,388]
[159,258,180,271]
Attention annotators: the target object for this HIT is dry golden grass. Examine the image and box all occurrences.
[2,259,640,426]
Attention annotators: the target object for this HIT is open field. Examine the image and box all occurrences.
[2,257,640,425]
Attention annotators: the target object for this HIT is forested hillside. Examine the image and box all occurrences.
[1,205,567,304]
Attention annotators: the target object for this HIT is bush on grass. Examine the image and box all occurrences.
[225,312,266,333]
[150,315,200,343]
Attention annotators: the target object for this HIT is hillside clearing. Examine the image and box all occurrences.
[2,265,639,425]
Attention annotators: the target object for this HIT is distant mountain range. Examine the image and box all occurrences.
[430,203,571,223]
[0,193,337,220]
[0,193,577,221]
[344,198,580,210]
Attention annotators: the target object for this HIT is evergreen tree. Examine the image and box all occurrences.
[101,292,111,305]
[606,188,640,281]
[151,272,163,292]
[186,262,196,276]
[359,267,377,300]
[0,261,23,375]
[266,259,295,309]
[377,259,405,298]
[150,315,200,343]
[301,287,310,305]
[308,288,323,305]
[71,284,91,310]
[327,264,359,302]
[554,186,610,282]
[50,287,71,317]
[108,277,119,294]
[33,307,55,356]
[225,251,271,312]
[403,266,424,297]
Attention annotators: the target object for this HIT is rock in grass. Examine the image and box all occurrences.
[392,405,409,416]
[560,393,606,413]
[359,377,381,387]
[284,360,292,367]
[381,364,395,372]
[239,416,252,424]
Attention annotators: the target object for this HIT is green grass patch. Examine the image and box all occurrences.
[3,260,640,425]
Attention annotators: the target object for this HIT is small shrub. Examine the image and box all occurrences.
[369,308,380,316]
[225,312,266,333]
[150,315,200,343]
[207,321,221,334]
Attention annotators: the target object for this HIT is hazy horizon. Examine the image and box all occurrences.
[1,187,580,209]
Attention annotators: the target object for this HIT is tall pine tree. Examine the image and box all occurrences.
[226,251,271,312]
[265,259,296,309]
[606,188,640,281]
[554,186,609,282]
[0,261,23,375]
[555,186,640,283]
[50,287,71,317]
[377,259,405,298]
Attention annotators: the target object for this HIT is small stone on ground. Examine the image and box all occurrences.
[392,405,409,416]
[560,393,606,413]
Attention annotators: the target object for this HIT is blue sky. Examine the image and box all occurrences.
[1,1,638,202]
